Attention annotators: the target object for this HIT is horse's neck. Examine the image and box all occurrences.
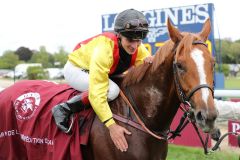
[136,57,180,132]
[110,57,181,133]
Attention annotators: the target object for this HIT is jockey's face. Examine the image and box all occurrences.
[119,34,142,55]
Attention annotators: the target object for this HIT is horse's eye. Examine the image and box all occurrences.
[176,63,185,74]
[176,63,183,70]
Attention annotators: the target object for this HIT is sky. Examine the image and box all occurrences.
[0,0,239,55]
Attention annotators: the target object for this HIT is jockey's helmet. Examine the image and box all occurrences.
[114,9,149,40]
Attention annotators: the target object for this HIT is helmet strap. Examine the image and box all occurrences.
[117,33,123,43]
[118,36,123,47]
[116,33,121,39]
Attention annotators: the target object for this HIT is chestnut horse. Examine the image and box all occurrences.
[82,18,218,160]
[0,18,218,160]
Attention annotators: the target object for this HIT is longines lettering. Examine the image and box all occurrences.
[102,4,209,31]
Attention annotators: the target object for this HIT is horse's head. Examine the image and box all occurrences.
[167,18,218,134]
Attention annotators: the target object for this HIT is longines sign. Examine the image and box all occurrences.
[102,3,215,55]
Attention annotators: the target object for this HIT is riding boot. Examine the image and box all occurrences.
[52,91,89,133]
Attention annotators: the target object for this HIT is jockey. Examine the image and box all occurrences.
[52,8,153,152]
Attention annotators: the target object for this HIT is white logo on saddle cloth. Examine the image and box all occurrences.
[14,92,41,120]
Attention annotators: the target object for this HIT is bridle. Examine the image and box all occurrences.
[173,40,214,104]
[170,40,216,154]
[171,40,239,154]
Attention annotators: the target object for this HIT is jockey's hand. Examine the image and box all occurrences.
[108,123,131,152]
[144,55,154,64]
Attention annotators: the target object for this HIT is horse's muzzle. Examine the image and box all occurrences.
[194,108,218,133]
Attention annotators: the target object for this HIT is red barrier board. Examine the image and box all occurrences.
[230,98,240,102]
[228,120,240,147]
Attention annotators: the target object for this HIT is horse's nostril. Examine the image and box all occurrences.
[196,111,205,121]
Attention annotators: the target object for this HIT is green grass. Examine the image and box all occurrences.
[167,144,239,160]
[225,76,240,89]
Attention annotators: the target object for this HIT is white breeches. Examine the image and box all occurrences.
[63,61,120,101]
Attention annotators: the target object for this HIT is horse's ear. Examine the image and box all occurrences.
[199,18,211,42]
[167,17,182,43]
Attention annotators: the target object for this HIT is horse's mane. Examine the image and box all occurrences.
[122,40,174,87]
[122,33,197,87]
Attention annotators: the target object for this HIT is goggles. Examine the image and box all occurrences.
[124,19,149,30]
[120,30,148,40]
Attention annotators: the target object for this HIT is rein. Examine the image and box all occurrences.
[119,90,167,140]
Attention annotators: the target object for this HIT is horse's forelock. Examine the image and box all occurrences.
[175,33,195,59]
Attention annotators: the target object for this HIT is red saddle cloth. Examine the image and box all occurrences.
[0,80,95,160]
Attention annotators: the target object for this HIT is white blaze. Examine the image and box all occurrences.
[191,49,209,105]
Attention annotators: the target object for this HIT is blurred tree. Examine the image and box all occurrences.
[229,42,240,64]
[0,51,20,69]
[29,46,53,68]
[53,46,68,67]
[235,39,240,43]
[215,63,230,76]
[27,66,48,80]
[15,46,33,62]
[215,39,233,63]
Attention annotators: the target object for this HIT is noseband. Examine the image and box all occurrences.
[173,40,214,104]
